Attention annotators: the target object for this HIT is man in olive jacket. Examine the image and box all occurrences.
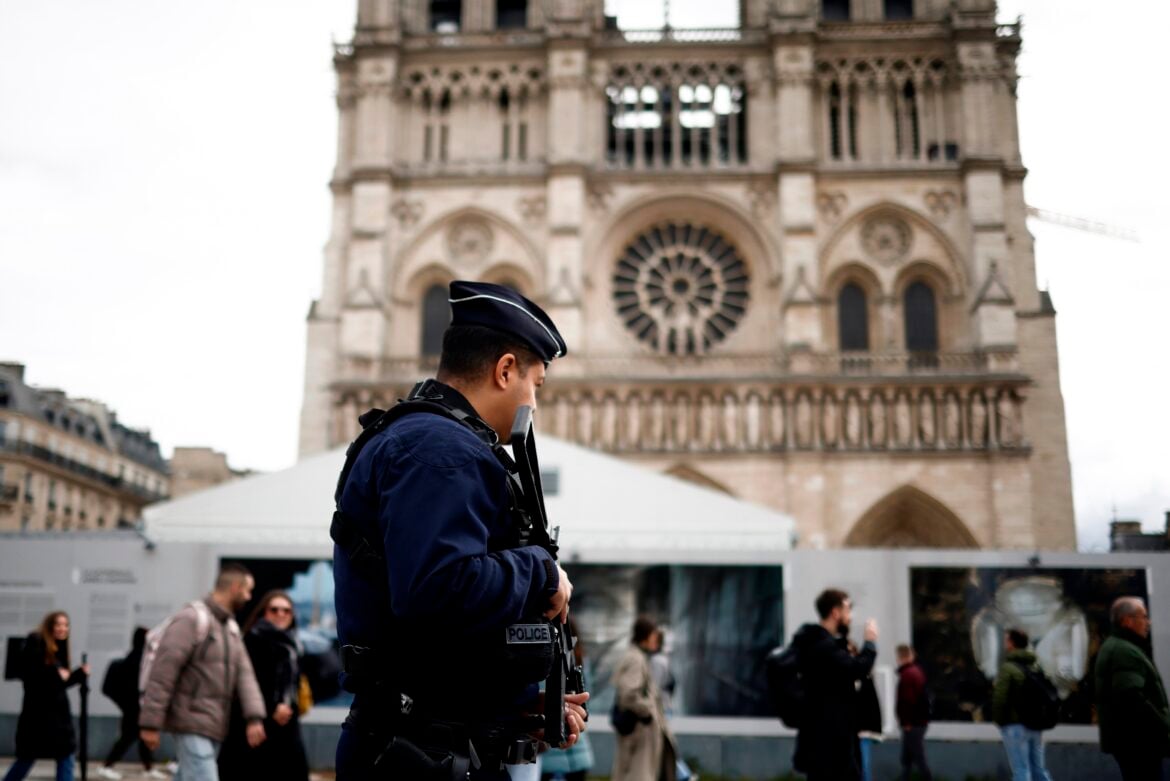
[140,564,267,781]
[991,628,1053,781]
[1095,596,1170,781]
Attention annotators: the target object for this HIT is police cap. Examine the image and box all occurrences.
[448,280,567,361]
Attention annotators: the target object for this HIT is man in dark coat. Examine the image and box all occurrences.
[791,588,879,781]
[1094,596,1170,781]
[895,644,932,781]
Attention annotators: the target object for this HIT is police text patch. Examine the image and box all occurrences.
[506,624,552,644]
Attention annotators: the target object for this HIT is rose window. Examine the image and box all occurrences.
[612,222,750,355]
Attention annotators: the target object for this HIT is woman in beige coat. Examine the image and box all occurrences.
[611,616,678,781]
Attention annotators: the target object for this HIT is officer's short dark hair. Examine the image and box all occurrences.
[215,562,252,591]
[1006,628,1029,649]
[436,325,543,383]
[815,588,849,619]
[632,615,658,644]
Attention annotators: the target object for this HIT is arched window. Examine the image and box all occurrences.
[822,0,850,20]
[904,281,938,352]
[884,0,913,20]
[497,0,527,29]
[838,283,869,351]
[429,0,461,32]
[420,284,450,356]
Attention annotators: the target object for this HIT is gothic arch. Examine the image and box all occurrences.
[392,206,545,301]
[820,201,967,296]
[664,463,736,496]
[844,485,979,548]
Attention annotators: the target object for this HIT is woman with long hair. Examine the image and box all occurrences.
[3,611,89,781]
[217,590,309,781]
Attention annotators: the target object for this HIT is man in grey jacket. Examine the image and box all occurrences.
[139,563,266,781]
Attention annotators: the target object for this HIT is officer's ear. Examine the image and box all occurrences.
[493,352,519,389]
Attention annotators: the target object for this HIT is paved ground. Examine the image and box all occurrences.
[0,762,336,780]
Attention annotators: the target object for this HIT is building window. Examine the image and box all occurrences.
[612,222,750,356]
[421,284,451,357]
[429,0,461,32]
[48,479,58,510]
[822,0,850,21]
[837,283,869,351]
[0,419,6,444]
[904,281,939,352]
[884,0,913,19]
[497,0,526,29]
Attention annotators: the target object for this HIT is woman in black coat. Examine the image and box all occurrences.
[217,590,310,781]
[3,611,89,781]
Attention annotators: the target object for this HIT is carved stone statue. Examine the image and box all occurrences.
[744,393,762,449]
[600,394,619,449]
[969,391,988,448]
[795,393,814,448]
[918,392,937,446]
[844,394,863,447]
[722,392,740,451]
[894,393,913,448]
[821,394,839,448]
[672,393,691,451]
[868,392,888,448]
[648,393,666,449]
[768,393,786,448]
[997,391,1021,447]
[944,393,962,448]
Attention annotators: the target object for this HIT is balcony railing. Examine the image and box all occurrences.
[597,28,763,45]
[0,441,168,504]
[346,350,1017,386]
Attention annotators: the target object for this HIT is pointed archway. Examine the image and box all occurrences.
[844,485,979,548]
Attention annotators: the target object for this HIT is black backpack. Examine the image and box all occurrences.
[4,636,27,681]
[765,645,805,729]
[1014,662,1060,731]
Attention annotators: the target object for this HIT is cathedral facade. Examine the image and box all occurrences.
[298,0,1077,550]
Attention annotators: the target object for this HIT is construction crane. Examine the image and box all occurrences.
[1026,206,1140,242]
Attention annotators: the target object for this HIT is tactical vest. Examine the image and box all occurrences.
[329,380,555,707]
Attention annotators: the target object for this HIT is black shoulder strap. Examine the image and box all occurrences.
[329,380,506,582]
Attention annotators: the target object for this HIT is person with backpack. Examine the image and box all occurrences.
[138,563,267,781]
[992,628,1055,781]
[1094,596,1170,781]
[96,627,163,780]
[790,588,879,781]
[3,611,90,781]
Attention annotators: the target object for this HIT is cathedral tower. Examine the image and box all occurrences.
[299,0,1076,550]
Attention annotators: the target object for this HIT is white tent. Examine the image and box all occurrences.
[144,436,794,563]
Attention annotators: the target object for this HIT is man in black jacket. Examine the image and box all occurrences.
[792,588,879,781]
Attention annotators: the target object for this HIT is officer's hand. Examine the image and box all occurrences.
[140,729,161,752]
[245,720,266,747]
[559,691,590,749]
[544,564,572,624]
[864,618,879,643]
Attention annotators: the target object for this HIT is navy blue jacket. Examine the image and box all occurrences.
[333,385,558,718]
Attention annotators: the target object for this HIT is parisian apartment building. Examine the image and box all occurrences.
[0,362,170,532]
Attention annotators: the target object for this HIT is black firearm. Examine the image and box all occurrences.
[509,406,586,749]
[79,652,89,781]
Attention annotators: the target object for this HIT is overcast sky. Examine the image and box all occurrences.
[1,1,1166,551]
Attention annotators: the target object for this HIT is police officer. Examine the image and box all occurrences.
[332,280,589,781]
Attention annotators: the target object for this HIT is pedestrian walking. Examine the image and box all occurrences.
[855,651,883,781]
[895,644,933,781]
[648,628,676,716]
[138,563,267,781]
[1095,596,1170,781]
[790,588,879,781]
[611,616,678,781]
[992,628,1053,781]
[96,628,163,780]
[3,611,90,781]
[218,590,309,781]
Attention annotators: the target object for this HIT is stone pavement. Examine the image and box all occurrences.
[0,762,335,780]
